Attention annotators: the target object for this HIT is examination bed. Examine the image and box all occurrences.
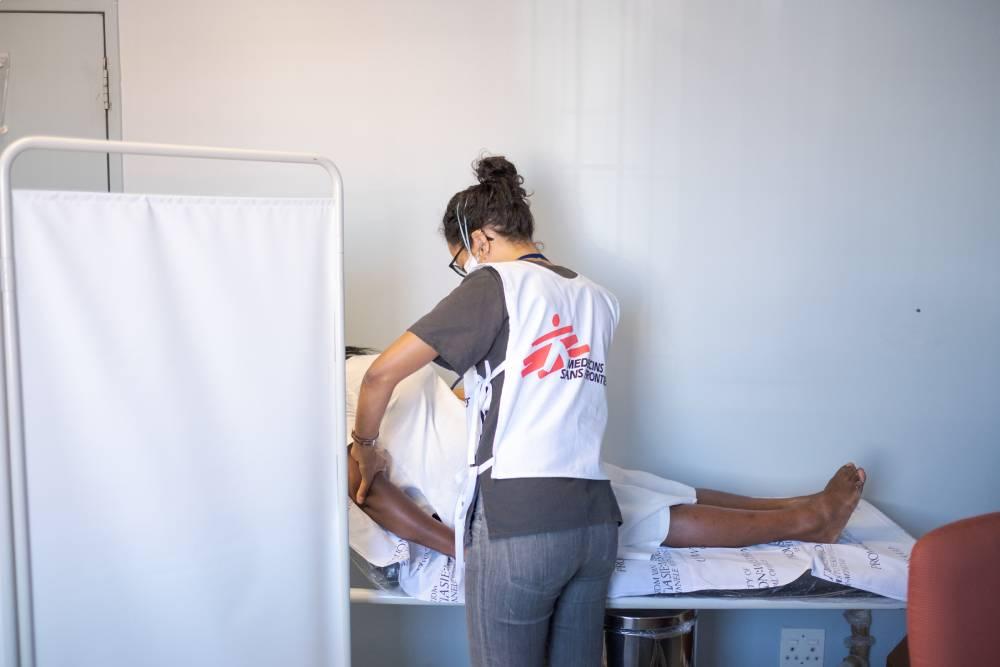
[350,499,912,610]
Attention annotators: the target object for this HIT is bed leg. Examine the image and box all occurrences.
[838,609,875,667]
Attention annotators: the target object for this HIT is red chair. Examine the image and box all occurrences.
[906,512,1000,667]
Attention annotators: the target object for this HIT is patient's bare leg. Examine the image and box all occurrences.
[691,489,801,511]
[348,446,456,557]
[694,464,867,511]
[664,464,866,547]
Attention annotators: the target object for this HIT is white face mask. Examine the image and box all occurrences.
[462,249,480,274]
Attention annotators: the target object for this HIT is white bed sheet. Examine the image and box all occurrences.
[609,499,912,600]
[357,499,913,603]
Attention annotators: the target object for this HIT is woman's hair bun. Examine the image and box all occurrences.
[475,155,526,197]
[440,153,534,245]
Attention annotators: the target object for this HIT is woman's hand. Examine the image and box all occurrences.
[349,444,388,505]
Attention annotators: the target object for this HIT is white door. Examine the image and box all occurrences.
[0,11,109,190]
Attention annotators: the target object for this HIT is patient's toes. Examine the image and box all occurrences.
[811,464,864,542]
[826,463,856,492]
[837,467,861,499]
[845,464,865,489]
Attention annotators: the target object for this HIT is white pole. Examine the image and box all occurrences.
[0,136,351,667]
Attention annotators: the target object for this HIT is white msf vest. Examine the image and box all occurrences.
[453,260,620,579]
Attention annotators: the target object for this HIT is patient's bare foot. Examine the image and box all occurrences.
[800,464,865,543]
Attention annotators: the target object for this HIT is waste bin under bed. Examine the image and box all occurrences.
[604,609,697,667]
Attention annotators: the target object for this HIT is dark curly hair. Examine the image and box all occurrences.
[345,346,377,359]
[441,155,534,246]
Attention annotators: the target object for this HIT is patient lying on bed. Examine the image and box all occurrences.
[344,351,867,563]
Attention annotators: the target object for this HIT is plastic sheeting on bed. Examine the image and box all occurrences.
[352,500,913,603]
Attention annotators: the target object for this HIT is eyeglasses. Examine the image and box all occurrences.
[447,234,493,278]
[448,247,467,278]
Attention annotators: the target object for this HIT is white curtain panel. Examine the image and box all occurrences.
[11,190,337,667]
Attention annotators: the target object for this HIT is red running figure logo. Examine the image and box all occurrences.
[521,314,591,379]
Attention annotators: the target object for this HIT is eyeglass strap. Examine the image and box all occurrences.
[457,196,473,253]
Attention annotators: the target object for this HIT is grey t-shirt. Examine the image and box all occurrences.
[408,261,622,538]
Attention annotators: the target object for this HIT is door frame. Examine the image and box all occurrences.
[0,0,123,191]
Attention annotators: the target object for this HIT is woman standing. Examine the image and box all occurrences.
[350,156,621,666]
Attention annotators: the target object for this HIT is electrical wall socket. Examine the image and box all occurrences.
[779,628,824,665]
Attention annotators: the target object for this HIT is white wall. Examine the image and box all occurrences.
[525,0,1000,538]
[117,1,1000,665]
[118,0,535,346]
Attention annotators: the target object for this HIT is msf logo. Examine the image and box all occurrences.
[521,314,591,379]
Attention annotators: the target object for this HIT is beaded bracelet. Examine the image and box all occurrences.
[351,430,378,447]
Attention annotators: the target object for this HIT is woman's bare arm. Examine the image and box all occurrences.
[351,332,440,503]
[348,445,456,558]
[354,332,440,438]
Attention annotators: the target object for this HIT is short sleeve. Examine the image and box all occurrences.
[408,268,506,375]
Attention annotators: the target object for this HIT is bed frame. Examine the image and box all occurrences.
[349,586,905,610]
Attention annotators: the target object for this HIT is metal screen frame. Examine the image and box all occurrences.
[0,135,351,667]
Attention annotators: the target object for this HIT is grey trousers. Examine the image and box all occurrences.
[465,497,618,667]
